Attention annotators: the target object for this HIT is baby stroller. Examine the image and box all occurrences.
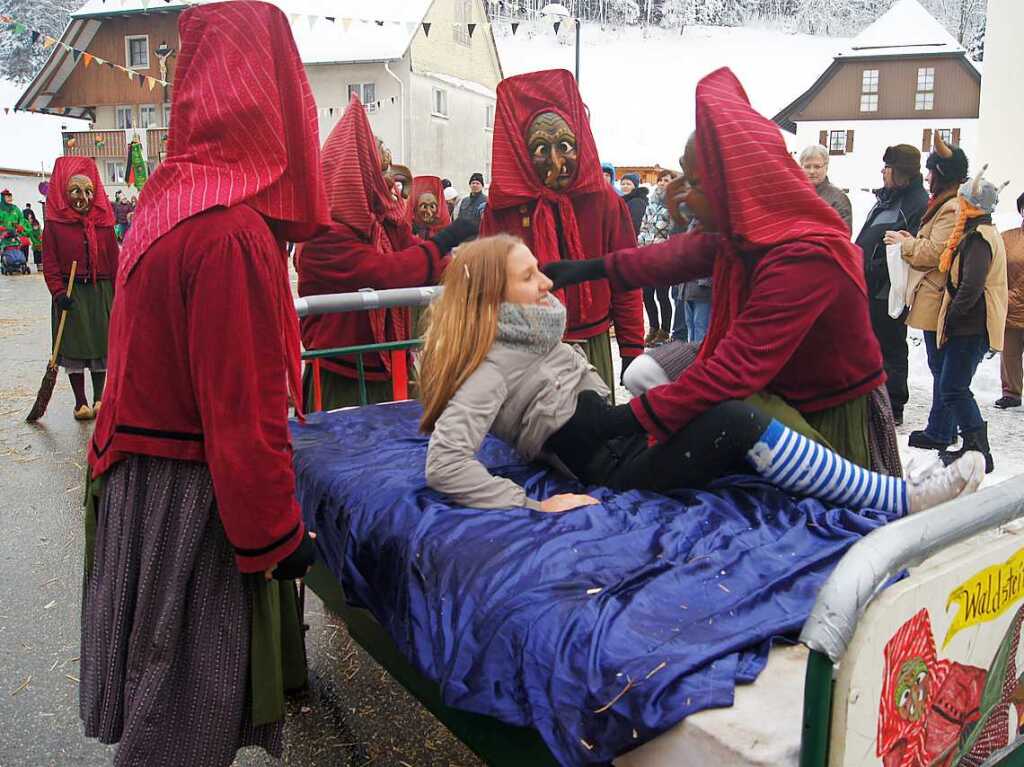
[2,245,31,275]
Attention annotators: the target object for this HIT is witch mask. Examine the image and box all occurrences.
[67,174,95,214]
[415,192,439,225]
[526,112,578,192]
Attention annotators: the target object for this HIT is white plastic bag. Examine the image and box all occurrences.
[886,242,910,319]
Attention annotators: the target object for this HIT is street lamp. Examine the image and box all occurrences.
[540,3,580,84]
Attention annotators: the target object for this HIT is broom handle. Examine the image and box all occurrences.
[49,260,78,368]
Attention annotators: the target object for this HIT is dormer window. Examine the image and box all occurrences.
[915,67,935,111]
[860,69,879,112]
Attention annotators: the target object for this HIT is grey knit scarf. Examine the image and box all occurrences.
[495,295,566,356]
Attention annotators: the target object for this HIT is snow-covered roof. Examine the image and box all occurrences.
[72,0,434,64]
[838,0,964,60]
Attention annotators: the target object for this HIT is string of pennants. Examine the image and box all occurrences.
[0,13,169,99]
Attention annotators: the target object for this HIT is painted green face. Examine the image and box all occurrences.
[415,192,438,225]
[895,659,929,723]
[526,112,578,191]
[67,174,95,214]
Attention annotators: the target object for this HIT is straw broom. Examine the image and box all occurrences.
[26,261,78,423]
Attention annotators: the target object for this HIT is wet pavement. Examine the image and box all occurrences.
[0,272,481,767]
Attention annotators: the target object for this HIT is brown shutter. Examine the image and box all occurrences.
[952,128,961,145]
[922,128,932,153]
[819,130,828,147]
[845,129,855,154]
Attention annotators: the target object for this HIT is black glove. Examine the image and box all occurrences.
[430,217,479,254]
[271,533,317,581]
[542,258,607,290]
[603,402,644,439]
[54,294,74,312]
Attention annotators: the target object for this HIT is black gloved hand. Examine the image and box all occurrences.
[603,402,644,439]
[430,217,479,254]
[542,258,607,291]
[271,533,317,581]
[54,294,74,312]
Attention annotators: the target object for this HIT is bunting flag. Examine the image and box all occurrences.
[147,76,158,91]
[467,23,476,38]
[30,30,38,43]
[511,22,520,35]
[422,21,431,37]
[71,48,82,62]
[307,14,317,31]
[42,35,55,49]
[553,20,561,34]
[137,73,146,87]
[82,52,93,68]
[342,18,352,32]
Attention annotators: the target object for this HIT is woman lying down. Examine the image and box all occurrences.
[419,235,984,515]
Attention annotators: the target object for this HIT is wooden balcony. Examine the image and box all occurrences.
[61,128,169,163]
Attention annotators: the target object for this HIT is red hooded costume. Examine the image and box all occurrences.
[42,156,119,296]
[88,1,330,573]
[298,96,446,382]
[408,175,451,238]
[479,69,644,359]
[604,68,886,441]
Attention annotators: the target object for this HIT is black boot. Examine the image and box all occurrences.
[995,396,1021,409]
[941,423,993,474]
[908,430,954,450]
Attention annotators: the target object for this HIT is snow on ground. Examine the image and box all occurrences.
[0,79,87,174]
[496,24,845,168]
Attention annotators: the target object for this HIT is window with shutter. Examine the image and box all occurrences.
[828,130,847,155]
[819,130,828,147]
[922,128,933,153]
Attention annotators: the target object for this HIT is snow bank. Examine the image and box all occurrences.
[496,24,845,167]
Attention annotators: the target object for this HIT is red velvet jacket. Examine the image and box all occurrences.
[481,188,645,357]
[89,205,304,574]
[297,220,446,380]
[42,220,119,296]
[606,232,886,440]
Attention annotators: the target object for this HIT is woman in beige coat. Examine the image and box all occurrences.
[997,192,1024,409]
[885,134,970,450]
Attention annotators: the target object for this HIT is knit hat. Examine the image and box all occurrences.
[925,132,969,184]
[883,144,922,177]
[444,187,459,202]
[441,178,452,189]
[622,172,641,187]
[469,172,484,185]
[0,189,10,196]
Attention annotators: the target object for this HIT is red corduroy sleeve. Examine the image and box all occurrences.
[630,256,838,440]
[41,226,64,296]
[298,227,445,295]
[606,197,646,358]
[188,231,304,573]
[606,231,718,291]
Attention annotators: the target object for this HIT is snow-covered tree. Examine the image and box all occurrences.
[0,1,82,85]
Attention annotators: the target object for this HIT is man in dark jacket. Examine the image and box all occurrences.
[855,144,930,424]
[455,172,487,228]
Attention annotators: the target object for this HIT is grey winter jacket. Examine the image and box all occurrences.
[638,187,672,246]
[425,340,609,510]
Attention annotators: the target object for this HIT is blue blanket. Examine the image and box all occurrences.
[291,401,898,766]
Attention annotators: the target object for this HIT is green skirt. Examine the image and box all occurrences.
[302,364,396,412]
[575,331,616,405]
[52,279,113,365]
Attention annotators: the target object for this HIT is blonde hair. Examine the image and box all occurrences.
[418,234,522,432]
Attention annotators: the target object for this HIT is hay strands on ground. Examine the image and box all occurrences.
[26,261,77,423]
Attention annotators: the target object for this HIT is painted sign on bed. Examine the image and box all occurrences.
[828,524,1024,767]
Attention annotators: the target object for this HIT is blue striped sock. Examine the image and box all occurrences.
[747,420,908,514]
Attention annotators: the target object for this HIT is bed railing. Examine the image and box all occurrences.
[296,288,442,409]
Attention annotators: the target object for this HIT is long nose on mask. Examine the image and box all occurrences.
[545,151,566,187]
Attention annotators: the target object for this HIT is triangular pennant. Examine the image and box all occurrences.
[467,23,476,38]
[511,22,519,35]
[94,56,106,66]
[148,76,157,91]
[329,107,334,117]
[42,35,55,49]
[421,22,431,37]
[82,52,93,67]
[3,108,8,115]
[342,18,352,32]
[553,21,561,35]
[289,13,301,26]
[71,48,82,62]
[138,73,146,86]
[325,16,335,23]
[126,67,134,81]
[375,20,385,26]
[30,31,39,43]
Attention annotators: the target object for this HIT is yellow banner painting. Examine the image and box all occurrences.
[944,546,1024,648]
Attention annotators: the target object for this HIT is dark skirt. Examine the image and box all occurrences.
[52,279,113,370]
[80,455,283,766]
[572,330,616,404]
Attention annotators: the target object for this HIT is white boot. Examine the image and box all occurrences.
[908,451,986,514]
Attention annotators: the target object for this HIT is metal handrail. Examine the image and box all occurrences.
[800,473,1024,663]
[295,286,442,319]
